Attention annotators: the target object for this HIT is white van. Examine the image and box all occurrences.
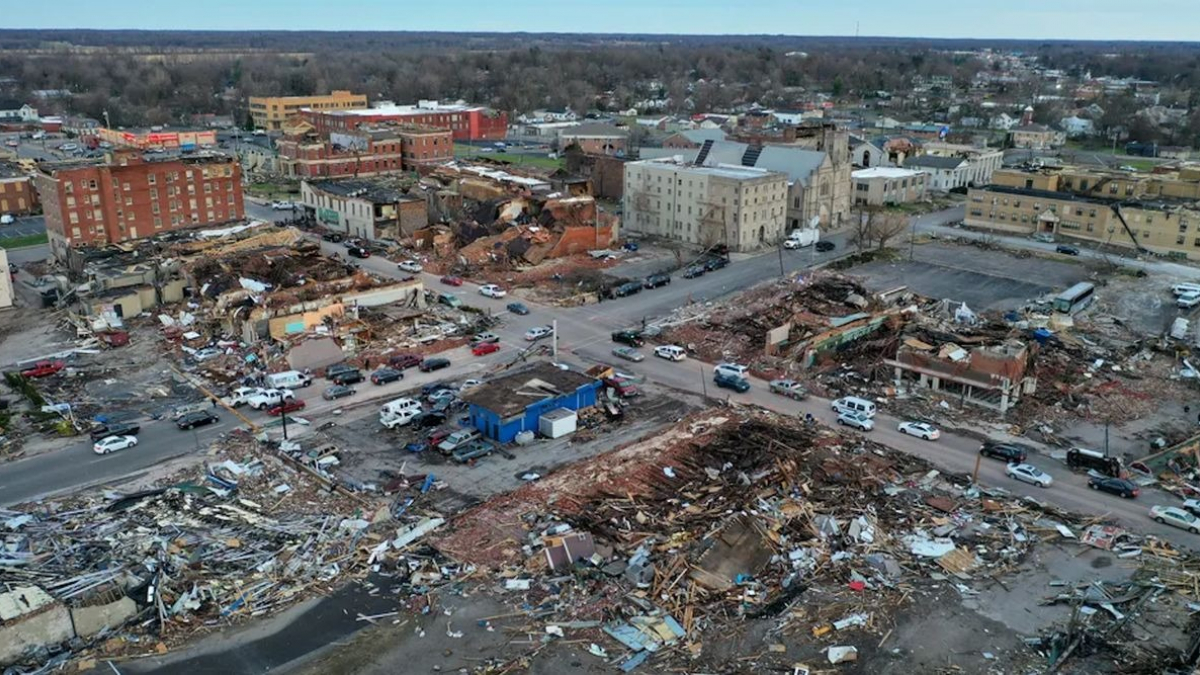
[831,396,877,418]
[266,370,313,390]
[1174,283,1200,297]
[1179,293,1200,309]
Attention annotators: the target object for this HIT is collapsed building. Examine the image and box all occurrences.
[888,335,1037,413]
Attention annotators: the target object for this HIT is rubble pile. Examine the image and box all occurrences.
[429,409,1124,672]
[0,434,390,666]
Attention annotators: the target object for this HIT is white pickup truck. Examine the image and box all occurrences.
[224,387,264,407]
[437,430,480,454]
[247,388,296,410]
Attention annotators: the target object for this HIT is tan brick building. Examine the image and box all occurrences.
[277,124,452,179]
[558,123,628,156]
[0,161,37,216]
[249,90,367,131]
[851,167,928,206]
[36,150,245,260]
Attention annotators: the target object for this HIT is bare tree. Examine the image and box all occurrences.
[869,210,910,250]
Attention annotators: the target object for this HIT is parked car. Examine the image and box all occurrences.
[768,379,807,400]
[470,332,500,345]
[371,367,404,385]
[438,293,462,308]
[331,369,364,385]
[1150,505,1200,533]
[419,357,451,372]
[191,347,223,362]
[836,411,874,431]
[682,265,706,279]
[247,388,296,410]
[611,330,645,347]
[524,326,554,341]
[176,410,219,430]
[440,275,464,286]
[643,273,671,289]
[94,435,138,455]
[427,389,457,407]
[437,429,481,454]
[653,345,686,361]
[703,256,730,271]
[398,260,424,273]
[612,346,645,362]
[815,241,835,253]
[89,420,142,442]
[1184,499,1200,517]
[321,231,344,243]
[459,379,483,392]
[713,371,750,393]
[506,302,530,315]
[342,238,364,249]
[1005,463,1053,487]
[325,364,359,380]
[322,385,357,401]
[1032,232,1055,243]
[1056,244,1080,256]
[783,239,803,250]
[388,353,422,370]
[714,363,749,380]
[472,342,501,356]
[452,439,495,463]
[897,421,941,440]
[268,399,307,416]
[411,411,448,429]
[270,200,296,210]
[1087,476,1139,498]
[603,377,640,398]
[20,360,65,378]
[479,284,507,298]
[979,441,1029,463]
[347,246,370,259]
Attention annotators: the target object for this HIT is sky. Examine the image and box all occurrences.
[4,0,1196,42]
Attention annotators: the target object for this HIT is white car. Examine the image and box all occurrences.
[1182,499,1200,517]
[836,411,874,431]
[0,214,13,225]
[783,239,802,250]
[524,326,554,341]
[270,200,296,210]
[1006,463,1053,488]
[397,260,423,273]
[714,363,749,379]
[94,435,138,455]
[1150,505,1200,534]
[192,347,224,362]
[479,284,507,298]
[898,421,941,440]
[653,345,686,361]
[459,379,483,392]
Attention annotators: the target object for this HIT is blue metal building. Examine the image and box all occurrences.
[460,363,600,442]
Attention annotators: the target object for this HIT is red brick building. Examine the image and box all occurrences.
[0,161,37,215]
[557,123,628,156]
[36,150,245,259]
[301,100,507,141]
[277,124,452,179]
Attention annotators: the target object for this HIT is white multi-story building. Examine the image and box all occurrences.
[622,159,789,252]
[905,143,1004,191]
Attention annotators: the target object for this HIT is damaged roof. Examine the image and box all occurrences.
[459,363,596,417]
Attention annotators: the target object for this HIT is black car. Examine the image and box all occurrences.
[322,232,344,243]
[411,411,448,429]
[644,273,671,289]
[610,281,643,298]
[978,441,1029,463]
[1087,476,1139,498]
[703,256,730,271]
[419,357,451,372]
[176,410,219,430]
[371,367,404,385]
[1056,244,1080,256]
[682,265,706,279]
[331,369,364,385]
[325,363,358,380]
[611,329,645,347]
[89,420,142,442]
[815,241,836,253]
[713,371,751,393]
[347,246,370,259]
[506,302,530,316]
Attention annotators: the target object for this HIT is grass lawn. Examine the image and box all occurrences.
[246,182,300,200]
[0,232,48,248]
[454,144,564,171]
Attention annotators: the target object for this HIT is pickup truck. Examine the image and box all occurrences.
[247,388,296,410]
[437,430,480,454]
[224,386,263,407]
[452,439,495,463]
[20,360,65,378]
[603,377,640,398]
[611,330,644,347]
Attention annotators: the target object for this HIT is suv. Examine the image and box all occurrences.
[90,420,142,442]
[176,410,219,430]
[420,357,451,372]
[815,241,835,253]
[389,353,422,370]
[331,369,364,385]
[611,330,645,347]
[979,441,1029,464]
[702,256,730,271]
[371,368,404,385]
[325,363,358,380]
[644,273,671,289]
[713,371,750,393]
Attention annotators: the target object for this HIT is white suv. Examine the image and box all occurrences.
[714,363,749,379]
[479,284,507,298]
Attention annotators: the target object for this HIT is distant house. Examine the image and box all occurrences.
[1059,115,1096,138]
[989,112,1018,130]
[662,128,728,149]
[849,136,889,168]
[906,143,1004,191]
[0,100,38,124]
[1008,124,1066,150]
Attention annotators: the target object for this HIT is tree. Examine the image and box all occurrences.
[849,206,910,252]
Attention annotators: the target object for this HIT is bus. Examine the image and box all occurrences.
[1052,282,1095,315]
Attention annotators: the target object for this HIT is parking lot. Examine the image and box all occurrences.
[851,242,1091,311]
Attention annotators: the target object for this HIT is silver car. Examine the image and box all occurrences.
[612,346,645,362]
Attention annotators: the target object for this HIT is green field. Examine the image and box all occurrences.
[0,232,49,249]
[454,144,564,170]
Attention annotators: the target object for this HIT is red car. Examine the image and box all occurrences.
[21,360,65,378]
[440,275,464,287]
[389,353,422,369]
[472,342,501,356]
[603,377,640,398]
[267,399,307,416]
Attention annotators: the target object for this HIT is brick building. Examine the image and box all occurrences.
[557,123,628,156]
[277,124,452,179]
[0,161,37,215]
[249,90,368,131]
[300,178,428,240]
[95,127,218,151]
[36,150,245,260]
[301,100,507,141]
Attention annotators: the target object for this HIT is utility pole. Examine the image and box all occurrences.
[777,237,785,276]
[552,319,558,362]
[281,410,289,441]
[910,215,917,261]
[700,364,708,398]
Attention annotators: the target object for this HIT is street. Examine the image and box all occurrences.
[2,206,1198,550]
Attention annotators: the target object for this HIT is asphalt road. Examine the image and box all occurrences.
[4,206,1199,549]
[0,215,46,241]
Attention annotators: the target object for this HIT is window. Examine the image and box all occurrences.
[1194,237,1200,247]
[69,211,79,224]
[148,173,156,185]
[64,182,73,195]
[1178,235,1187,246]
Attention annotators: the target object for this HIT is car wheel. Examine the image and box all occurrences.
[836,419,845,426]
[186,423,195,430]
[1088,483,1097,490]
[1192,527,1200,534]
[1155,517,1166,524]
[900,428,908,435]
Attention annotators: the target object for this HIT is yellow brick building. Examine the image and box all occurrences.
[249,90,367,131]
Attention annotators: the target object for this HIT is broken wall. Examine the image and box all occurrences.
[0,606,73,667]
[267,302,345,340]
[70,597,137,639]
